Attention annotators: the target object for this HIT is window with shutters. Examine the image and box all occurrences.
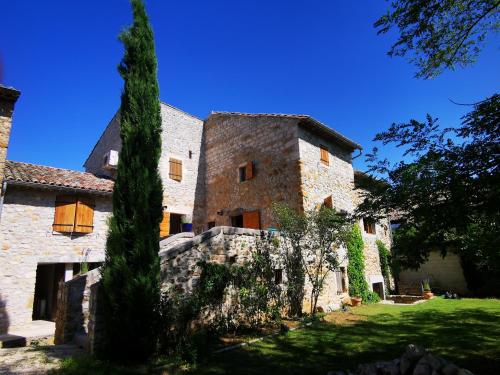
[363,218,376,234]
[169,158,182,182]
[243,210,261,229]
[238,161,254,182]
[53,195,94,234]
[323,195,333,208]
[320,145,329,165]
[334,267,347,294]
[159,212,170,237]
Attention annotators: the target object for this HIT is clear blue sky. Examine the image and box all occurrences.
[2,0,498,172]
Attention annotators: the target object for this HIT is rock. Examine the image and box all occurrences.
[413,362,432,375]
[457,369,474,375]
[405,344,426,362]
[417,354,445,371]
[441,363,459,375]
[400,356,412,375]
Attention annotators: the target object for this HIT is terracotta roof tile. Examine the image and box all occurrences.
[4,160,114,193]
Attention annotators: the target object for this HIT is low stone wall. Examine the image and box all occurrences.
[54,268,101,346]
[327,344,474,375]
[60,226,351,351]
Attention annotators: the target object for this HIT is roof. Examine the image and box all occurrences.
[209,111,362,151]
[4,160,114,194]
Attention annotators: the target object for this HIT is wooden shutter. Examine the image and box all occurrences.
[320,145,329,165]
[160,212,170,237]
[169,158,182,181]
[74,199,95,233]
[53,196,77,232]
[243,210,260,229]
[324,196,333,208]
[246,161,254,180]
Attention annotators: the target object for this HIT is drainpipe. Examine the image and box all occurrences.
[0,181,6,223]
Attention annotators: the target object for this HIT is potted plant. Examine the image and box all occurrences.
[181,214,193,232]
[351,296,362,307]
[422,279,434,299]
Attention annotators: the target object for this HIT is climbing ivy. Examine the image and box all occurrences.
[376,239,391,295]
[347,224,380,303]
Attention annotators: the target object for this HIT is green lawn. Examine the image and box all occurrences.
[54,298,500,375]
[186,298,500,375]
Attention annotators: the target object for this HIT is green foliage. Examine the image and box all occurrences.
[347,224,372,302]
[422,279,431,292]
[99,0,163,362]
[158,234,284,362]
[273,203,352,315]
[375,0,500,79]
[376,240,391,294]
[359,95,500,294]
[272,203,306,317]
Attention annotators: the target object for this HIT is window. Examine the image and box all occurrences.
[239,161,254,182]
[323,195,333,208]
[53,195,94,234]
[169,158,182,181]
[243,210,261,229]
[229,255,237,264]
[363,218,376,234]
[159,212,170,237]
[231,215,243,228]
[334,268,347,294]
[320,145,329,165]
[207,221,216,229]
[274,269,283,284]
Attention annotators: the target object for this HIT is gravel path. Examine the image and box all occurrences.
[0,344,83,374]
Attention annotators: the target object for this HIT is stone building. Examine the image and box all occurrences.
[1,96,391,333]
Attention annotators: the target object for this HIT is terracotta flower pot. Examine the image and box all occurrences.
[351,297,362,307]
[423,291,434,299]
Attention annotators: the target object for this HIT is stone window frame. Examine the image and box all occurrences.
[236,161,254,183]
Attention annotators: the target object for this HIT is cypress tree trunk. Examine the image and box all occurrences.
[100,0,163,361]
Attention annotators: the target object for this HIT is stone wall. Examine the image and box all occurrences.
[0,185,111,331]
[297,125,355,213]
[195,114,304,232]
[54,268,101,345]
[351,183,392,296]
[84,103,204,219]
[160,226,347,312]
[399,252,469,295]
[0,85,20,187]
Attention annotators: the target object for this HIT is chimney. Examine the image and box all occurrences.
[0,85,21,185]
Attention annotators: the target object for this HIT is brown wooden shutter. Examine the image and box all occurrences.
[243,210,260,229]
[246,161,254,180]
[53,195,77,233]
[74,199,95,233]
[160,212,170,237]
[324,196,333,208]
[169,158,182,181]
[320,145,329,165]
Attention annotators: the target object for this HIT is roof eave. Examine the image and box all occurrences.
[4,179,113,196]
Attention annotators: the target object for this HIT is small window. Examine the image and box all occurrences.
[323,196,333,208]
[334,267,347,294]
[274,269,283,284]
[169,158,182,181]
[320,145,329,165]
[207,221,216,229]
[53,195,94,234]
[229,255,237,264]
[231,215,244,228]
[363,218,376,234]
[238,166,246,182]
[239,161,254,182]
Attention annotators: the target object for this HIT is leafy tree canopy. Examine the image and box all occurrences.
[357,95,500,284]
[375,0,500,78]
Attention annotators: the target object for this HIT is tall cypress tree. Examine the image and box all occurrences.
[100,0,163,361]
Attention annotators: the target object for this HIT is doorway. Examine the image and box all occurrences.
[32,264,65,321]
[372,282,384,299]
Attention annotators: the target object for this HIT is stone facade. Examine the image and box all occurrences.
[0,85,20,188]
[84,103,204,218]
[195,114,304,232]
[399,252,469,295]
[0,185,111,332]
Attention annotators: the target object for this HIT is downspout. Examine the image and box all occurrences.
[352,148,362,160]
[0,181,7,223]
